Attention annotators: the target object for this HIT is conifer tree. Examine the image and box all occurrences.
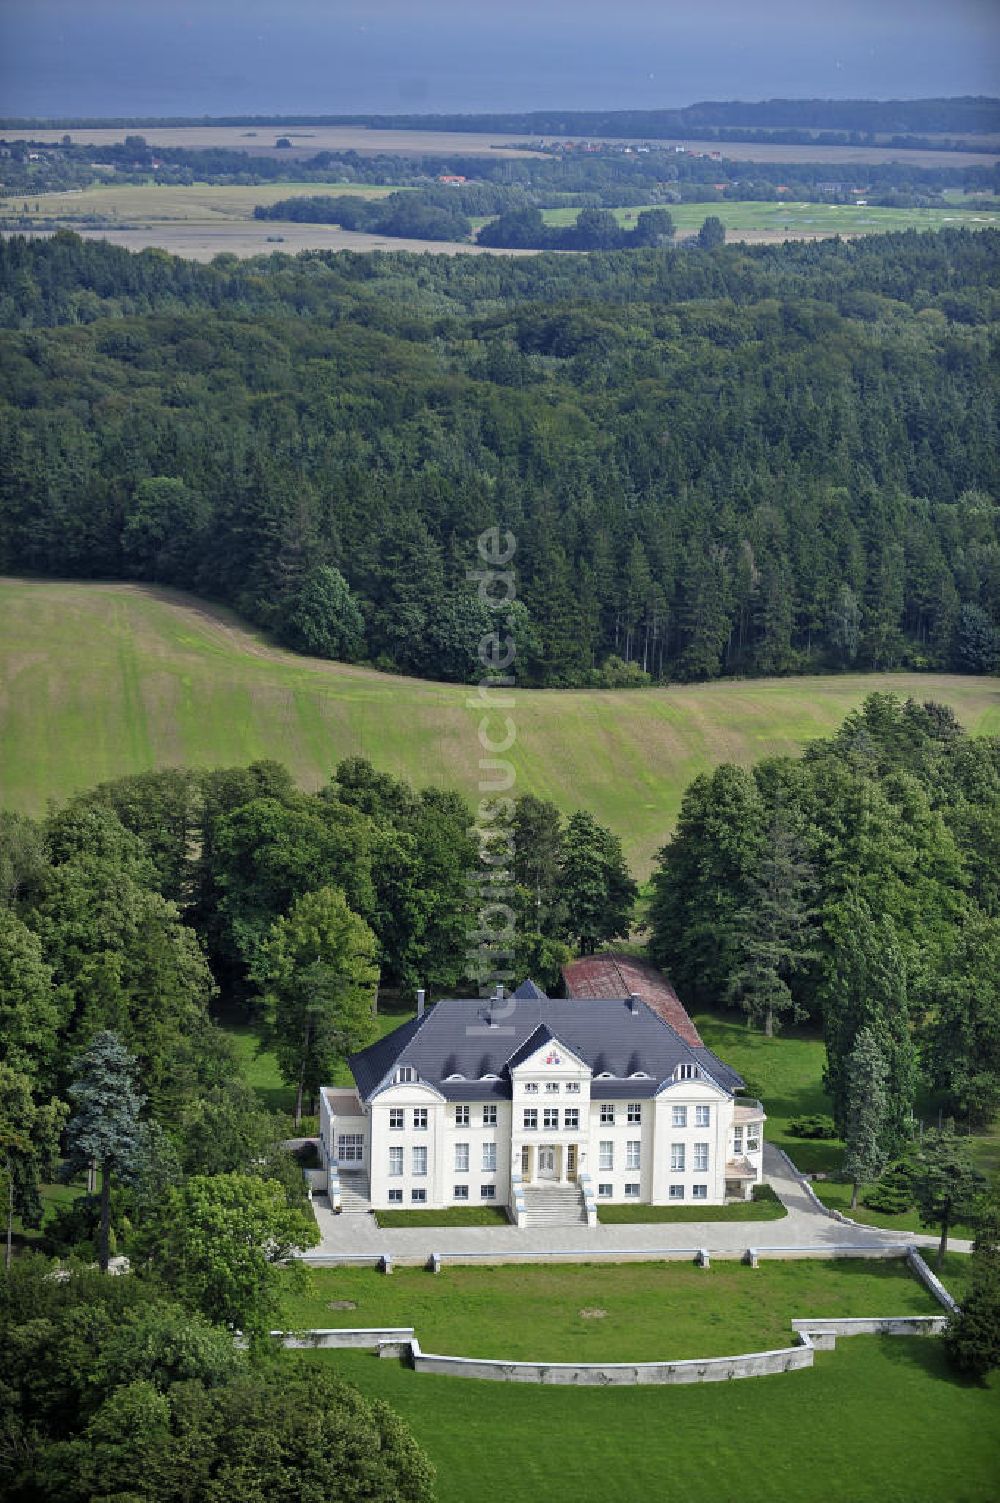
[842,1026,891,1208]
[63,1031,146,1273]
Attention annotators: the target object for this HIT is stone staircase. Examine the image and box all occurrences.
[337,1171,373,1215]
[522,1182,588,1228]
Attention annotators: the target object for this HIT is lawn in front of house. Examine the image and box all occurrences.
[597,1191,786,1224]
[291,1336,1000,1503]
[278,1257,943,1363]
[373,1206,510,1228]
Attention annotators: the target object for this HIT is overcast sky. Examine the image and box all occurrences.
[1,0,997,117]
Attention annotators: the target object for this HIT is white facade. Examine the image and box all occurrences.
[320,1019,765,1214]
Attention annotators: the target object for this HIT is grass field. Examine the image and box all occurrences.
[279,1257,944,1361]
[3,579,997,876]
[1,180,400,225]
[294,1339,1000,1503]
[528,198,1000,240]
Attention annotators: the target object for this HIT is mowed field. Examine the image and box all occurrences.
[534,199,1000,239]
[2,578,997,874]
[10,123,1000,167]
[2,181,400,222]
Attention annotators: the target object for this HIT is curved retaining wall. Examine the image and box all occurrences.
[407,1333,814,1384]
[272,1314,949,1384]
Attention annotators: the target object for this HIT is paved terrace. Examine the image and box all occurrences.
[299,1145,973,1264]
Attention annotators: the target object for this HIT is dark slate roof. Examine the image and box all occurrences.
[512,978,548,1000]
[347,988,744,1103]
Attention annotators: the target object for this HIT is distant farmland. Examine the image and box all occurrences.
[4,181,996,261]
[2,578,996,876]
[9,123,1000,167]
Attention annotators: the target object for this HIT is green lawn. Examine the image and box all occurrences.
[292,1339,1000,1503]
[596,1194,785,1224]
[373,1207,510,1228]
[3,579,997,877]
[279,1258,942,1363]
[811,1179,979,1241]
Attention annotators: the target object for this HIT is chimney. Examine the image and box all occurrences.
[628,992,641,1015]
[494,983,504,1003]
[416,988,425,1019]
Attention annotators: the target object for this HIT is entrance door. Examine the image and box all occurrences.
[538,1146,557,1179]
[566,1145,578,1181]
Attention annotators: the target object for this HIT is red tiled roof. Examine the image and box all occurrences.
[562,953,702,1047]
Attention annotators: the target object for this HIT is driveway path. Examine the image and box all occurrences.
[299,1143,972,1264]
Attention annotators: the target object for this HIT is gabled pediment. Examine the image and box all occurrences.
[506,1024,589,1076]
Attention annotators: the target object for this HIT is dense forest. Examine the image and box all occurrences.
[0,229,998,685]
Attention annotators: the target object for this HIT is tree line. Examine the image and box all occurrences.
[649,693,1000,1144]
[1,229,997,686]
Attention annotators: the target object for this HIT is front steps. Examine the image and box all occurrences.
[337,1172,373,1215]
[522,1182,588,1228]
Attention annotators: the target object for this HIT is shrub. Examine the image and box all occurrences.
[787,1114,838,1140]
[863,1158,915,1214]
[751,1182,781,1205]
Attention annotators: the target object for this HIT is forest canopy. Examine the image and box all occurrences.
[0,228,997,687]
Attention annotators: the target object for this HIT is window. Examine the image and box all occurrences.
[413,1108,428,1131]
[733,1127,743,1153]
[412,1146,427,1176]
[669,1184,685,1200]
[600,1104,615,1124]
[564,1108,580,1130]
[545,1082,560,1094]
[396,1066,416,1083]
[523,1108,538,1130]
[694,1143,709,1172]
[598,1183,613,1198]
[454,1143,469,1173]
[389,1108,404,1131]
[387,1188,403,1204]
[388,1146,403,1177]
[692,1184,708,1200]
[671,1143,685,1172]
[454,1105,470,1126]
[482,1104,497,1126]
[627,1102,642,1123]
[677,1063,697,1080]
[411,1188,427,1203]
[336,1134,363,1162]
[480,1184,496,1200]
[523,1082,538,1095]
[566,1082,581,1094]
[626,1140,641,1170]
[672,1105,687,1128]
[543,1107,559,1130]
[624,1183,640,1199]
[599,1141,614,1171]
[482,1142,497,1172]
[454,1184,469,1200]
[695,1105,710,1127]
[747,1134,761,1154]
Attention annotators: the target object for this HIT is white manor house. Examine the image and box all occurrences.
[319,980,766,1226]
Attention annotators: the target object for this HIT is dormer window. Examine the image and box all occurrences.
[395,1066,417,1084]
[676,1063,698,1081]
[480,1073,499,1081]
[629,1071,650,1079]
[596,1071,613,1080]
[444,1073,466,1082]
